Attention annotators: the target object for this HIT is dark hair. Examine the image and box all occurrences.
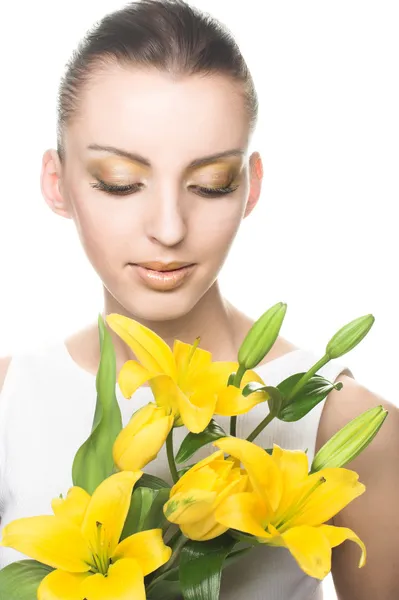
[56,0,258,160]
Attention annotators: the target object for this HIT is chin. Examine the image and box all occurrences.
[117,287,203,323]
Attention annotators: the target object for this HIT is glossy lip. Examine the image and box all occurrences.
[130,262,196,291]
[136,261,193,272]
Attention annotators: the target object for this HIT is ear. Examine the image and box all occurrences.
[40,149,73,219]
[243,151,263,218]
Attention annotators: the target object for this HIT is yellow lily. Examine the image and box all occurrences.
[0,471,172,599]
[106,313,268,434]
[163,450,249,541]
[113,403,174,471]
[213,437,367,580]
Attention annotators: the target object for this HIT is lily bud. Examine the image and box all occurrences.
[163,450,248,541]
[310,405,388,472]
[238,302,287,370]
[326,314,375,359]
[113,403,174,471]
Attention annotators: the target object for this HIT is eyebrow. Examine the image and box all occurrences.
[87,144,245,168]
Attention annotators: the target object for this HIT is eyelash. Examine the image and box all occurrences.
[90,180,239,198]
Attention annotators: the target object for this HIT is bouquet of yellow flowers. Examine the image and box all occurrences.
[0,303,387,599]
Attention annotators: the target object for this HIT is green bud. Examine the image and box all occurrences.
[310,405,388,472]
[238,302,287,370]
[326,314,375,359]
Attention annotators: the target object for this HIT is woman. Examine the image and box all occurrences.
[0,1,398,598]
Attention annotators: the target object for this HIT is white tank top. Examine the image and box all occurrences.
[0,341,353,599]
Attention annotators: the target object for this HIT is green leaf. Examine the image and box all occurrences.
[179,533,236,600]
[142,487,171,532]
[121,487,156,540]
[72,314,123,494]
[0,560,53,599]
[136,473,171,490]
[227,372,236,386]
[146,567,181,599]
[176,420,226,464]
[241,384,283,416]
[277,373,342,422]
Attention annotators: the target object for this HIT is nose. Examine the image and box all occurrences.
[145,185,187,247]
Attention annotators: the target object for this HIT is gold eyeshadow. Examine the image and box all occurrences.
[88,155,243,187]
[88,156,149,183]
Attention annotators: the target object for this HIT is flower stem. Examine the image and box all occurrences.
[246,411,275,443]
[233,364,246,387]
[146,566,179,593]
[286,355,330,401]
[229,364,246,437]
[166,428,179,484]
[230,416,237,436]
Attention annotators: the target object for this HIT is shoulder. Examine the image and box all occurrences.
[316,376,399,596]
[316,373,399,455]
[0,356,12,396]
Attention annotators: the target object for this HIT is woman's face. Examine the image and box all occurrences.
[43,66,262,321]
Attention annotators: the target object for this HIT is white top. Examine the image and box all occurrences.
[0,341,353,599]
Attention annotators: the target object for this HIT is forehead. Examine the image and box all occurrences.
[66,65,250,165]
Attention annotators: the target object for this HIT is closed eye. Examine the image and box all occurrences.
[90,180,239,197]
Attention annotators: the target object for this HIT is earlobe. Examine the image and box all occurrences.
[244,153,263,218]
[40,149,72,219]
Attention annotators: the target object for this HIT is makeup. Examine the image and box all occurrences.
[130,263,196,291]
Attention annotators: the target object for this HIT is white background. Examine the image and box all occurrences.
[1,2,398,597]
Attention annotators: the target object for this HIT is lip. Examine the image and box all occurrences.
[137,261,193,272]
[130,262,196,291]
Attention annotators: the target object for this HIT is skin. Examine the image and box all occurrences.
[41,65,298,375]
[1,64,399,598]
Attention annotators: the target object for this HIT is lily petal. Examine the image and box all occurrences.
[172,466,219,496]
[181,518,228,541]
[51,487,91,528]
[80,557,145,600]
[271,445,309,515]
[164,489,217,524]
[215,384,267,417]
[318,524,366,568]
[170,451,224,496]
[215,492,270,539]
[189,361,238,392]
[150,374,181,416]
[0,515,91,572]
[81,471,142,558]
[117,360,153,399]
[113,407,173,471]
[288,467,366,527]
[214,437,283,513]
[38,569,91,600]
[276,525,332,580]
[106,313,176,378]
[112,529,172,575]
[241,369,267,388]
[173,339,212,381]
[177,387,217,434]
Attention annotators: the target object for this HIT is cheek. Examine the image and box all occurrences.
[192,199,244,260]
[69,190,139,271]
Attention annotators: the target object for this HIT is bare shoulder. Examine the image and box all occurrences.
[0,356,12,396]
[315,377,399,596]
[316,372,399,456]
